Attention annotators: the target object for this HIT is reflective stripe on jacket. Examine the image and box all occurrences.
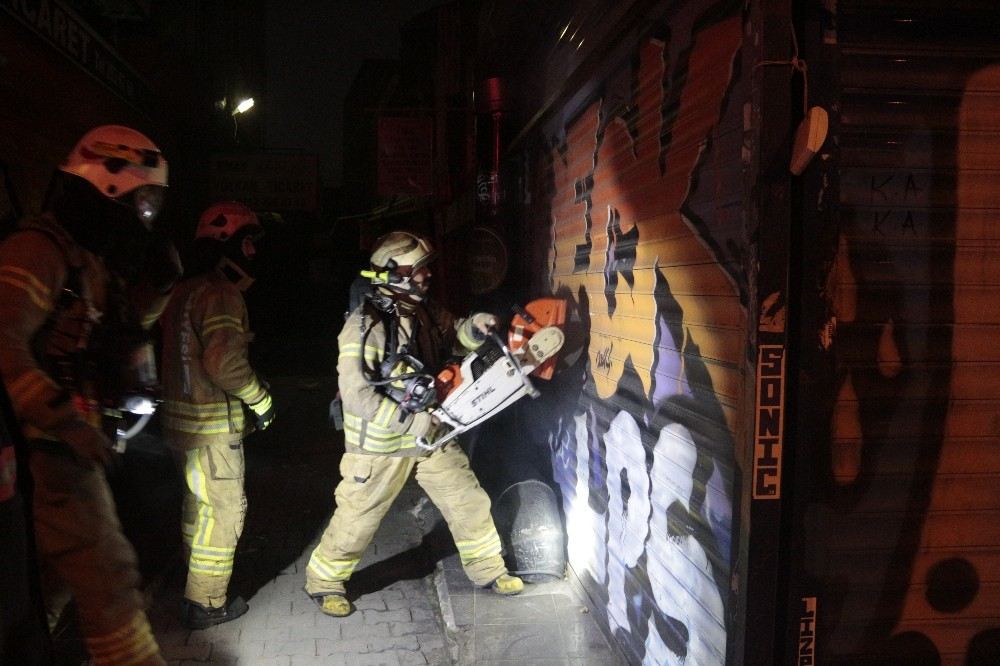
[160,271,267,448]
[0,216,109,443]
[337,299,483,457]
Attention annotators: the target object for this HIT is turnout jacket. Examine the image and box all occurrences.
[338,298,485,457]
[0,215,161,444]
[160,270,268,448]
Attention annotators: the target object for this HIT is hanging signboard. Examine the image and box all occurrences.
[210,153,319,212]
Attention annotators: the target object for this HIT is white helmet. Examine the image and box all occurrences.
[59,125,168,225]
[60,125,168,197]
[368,231,434,280]
[196,201,261,242]
[363,231,435,301]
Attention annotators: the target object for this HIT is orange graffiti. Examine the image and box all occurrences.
[548,18,743,418]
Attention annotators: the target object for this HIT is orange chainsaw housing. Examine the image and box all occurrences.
[435,364,462,404]
[434,298,566,403]
[508,298,566,379]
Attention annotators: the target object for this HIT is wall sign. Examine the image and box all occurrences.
[799,596,817,665]
[753,344,785,499]
[1,0,152,111]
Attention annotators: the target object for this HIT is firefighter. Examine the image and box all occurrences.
[304,230,523,617]
[160,201,274,629]
[0,125,171,664]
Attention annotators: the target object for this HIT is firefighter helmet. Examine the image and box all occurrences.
[59,125,168,226]
[366,231,434,284]
[196,201,261,242]
[60,125,168,198]
[364,231,435,303]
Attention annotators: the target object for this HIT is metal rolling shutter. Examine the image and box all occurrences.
[824,1,1000,662]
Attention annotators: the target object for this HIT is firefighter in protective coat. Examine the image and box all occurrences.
[305,230,523,617]
[0,125,173,664]
[160,201,274,629]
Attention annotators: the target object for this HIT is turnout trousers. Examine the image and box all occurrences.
[30,443,163,665]
[172,438,247,608]
[305,442,506,595]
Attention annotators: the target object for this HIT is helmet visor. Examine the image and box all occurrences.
[132,184,166,228]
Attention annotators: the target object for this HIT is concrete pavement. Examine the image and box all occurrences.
[48,375,625,665]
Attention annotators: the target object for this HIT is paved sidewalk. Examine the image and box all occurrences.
[147,376,454,665]
[48,375,626,665]
[433,552,626,666]
[149,483,453,665]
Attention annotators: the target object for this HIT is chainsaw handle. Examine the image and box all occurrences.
[416,415,459,451]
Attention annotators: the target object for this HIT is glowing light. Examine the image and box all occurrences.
[233,97,255,115]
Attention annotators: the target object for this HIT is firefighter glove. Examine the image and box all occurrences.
[462,312,498,346]
[409,411,435,439]
[472,312,497,336]
[249,393,275,431]
[59,420,113,467]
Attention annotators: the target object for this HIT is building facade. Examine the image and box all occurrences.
[475,0,1000,663]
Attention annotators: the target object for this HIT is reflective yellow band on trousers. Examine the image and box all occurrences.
[85,611,160,666]
[307,552,360,581]
[186,449,215,545]
[456,531,502,565]
[190,543,236,576]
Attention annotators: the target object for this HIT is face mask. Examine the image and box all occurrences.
[131,185,165,228]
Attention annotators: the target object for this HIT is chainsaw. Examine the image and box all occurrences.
[416,298,566,450]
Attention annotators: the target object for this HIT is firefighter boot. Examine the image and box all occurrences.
[319,594,353,617]
[490,574,524,595]
[182,597,249,630]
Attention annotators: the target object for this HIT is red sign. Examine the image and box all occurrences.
[377,117,433,197]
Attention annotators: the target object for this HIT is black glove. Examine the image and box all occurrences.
[249,394,275,431]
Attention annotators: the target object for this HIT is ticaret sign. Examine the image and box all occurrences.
[1,0,153,112]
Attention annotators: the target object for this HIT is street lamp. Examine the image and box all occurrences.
[232,97,255,115]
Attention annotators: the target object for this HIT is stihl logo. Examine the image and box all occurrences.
[470,385,496,409]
